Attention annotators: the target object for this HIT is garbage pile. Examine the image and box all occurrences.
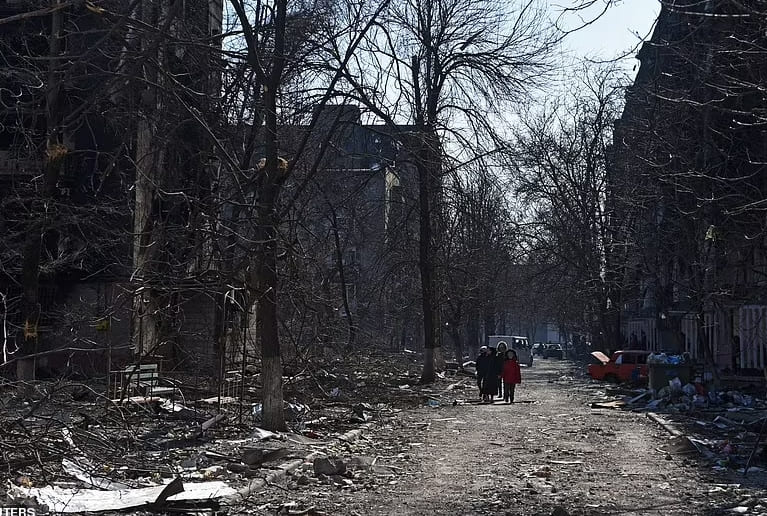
[647,352,691,365]
[617,375,763,413]
[590,371,767,473]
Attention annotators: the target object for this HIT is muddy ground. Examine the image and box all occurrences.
[252,358,767,516]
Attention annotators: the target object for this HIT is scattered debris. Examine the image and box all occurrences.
[197,413,226,438]
[591,400,625,409]
[351,403,374,423]
[585,382,767,473]
[61,457,130,491]
[8,478,235,513]
[313,457,347,476]
[252,427,280,441]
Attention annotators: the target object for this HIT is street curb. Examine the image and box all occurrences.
[230,424,370,502]
[646,411,684,437]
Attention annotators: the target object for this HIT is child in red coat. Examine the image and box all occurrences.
[501,350,521,403]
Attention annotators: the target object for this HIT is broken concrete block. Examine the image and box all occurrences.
[313,457,347,476]
[242,448,264,465]
[202,465,225,478]
[262,448,291,463]
[226,462,248,474]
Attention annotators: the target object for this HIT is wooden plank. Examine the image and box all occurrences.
[123,364,159,372]
[110,396,163,405]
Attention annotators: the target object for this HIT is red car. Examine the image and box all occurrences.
[588,350,651,383]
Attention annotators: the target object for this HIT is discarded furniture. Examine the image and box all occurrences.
[221,370,243,399]
[113,363,184,403]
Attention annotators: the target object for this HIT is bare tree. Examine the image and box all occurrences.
[335,0,557,382]
[510,64,626,350]
[218,0,390,429]
[442,165,520,360]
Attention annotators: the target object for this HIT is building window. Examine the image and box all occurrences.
[345,283,356,303]
[344,248,357,266]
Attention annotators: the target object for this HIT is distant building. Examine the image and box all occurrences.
[273,105,421,350]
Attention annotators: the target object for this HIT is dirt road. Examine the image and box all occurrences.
[256,359,767,515]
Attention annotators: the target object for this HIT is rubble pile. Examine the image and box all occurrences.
[589,366,767,475]
[0,350,467,513]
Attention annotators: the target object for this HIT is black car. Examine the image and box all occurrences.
[543,344,564,359]
[532,342,546,357]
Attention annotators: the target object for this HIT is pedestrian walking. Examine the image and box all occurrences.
[493,344,506,399]
[495,342,508,398]
[479,346,499,403]
[475,346,490,401]
[501,349,522,403]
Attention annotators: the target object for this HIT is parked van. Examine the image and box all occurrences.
[488,335,533,366]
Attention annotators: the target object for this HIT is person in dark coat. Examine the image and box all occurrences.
[475,346,490,400]
[480,346,500,402]
[495,342,508,398]
[501,350,522,403]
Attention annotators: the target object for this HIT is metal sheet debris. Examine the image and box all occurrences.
[8,479,236,513]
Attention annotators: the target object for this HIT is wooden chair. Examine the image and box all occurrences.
[221,370,243,399]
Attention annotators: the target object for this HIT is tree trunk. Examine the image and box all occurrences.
[330,206,356,349]
[257,0,288,427]
[17,3,65,382]
[257,216,286,430]
[467,310,480,353]
[422,346,435,383]
[261,353,285,430]
[254,169,288,430]
[18,210,44,382]
[498,312,507,334]
[450,325,463,363]
[132,115,162,356]
[697,311,721,388]
[417,120,446,383]
[484,311,496,341]
[418,142,437,383]
[132,0,169,357]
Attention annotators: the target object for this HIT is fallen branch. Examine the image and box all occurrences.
[744,418,767,476]
[195,413,226,438]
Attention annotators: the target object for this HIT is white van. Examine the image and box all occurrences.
[488,335,533,366]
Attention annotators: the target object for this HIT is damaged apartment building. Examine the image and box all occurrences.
[0,0,227,379]
[0,1,420,381]
[609,0,767,376]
